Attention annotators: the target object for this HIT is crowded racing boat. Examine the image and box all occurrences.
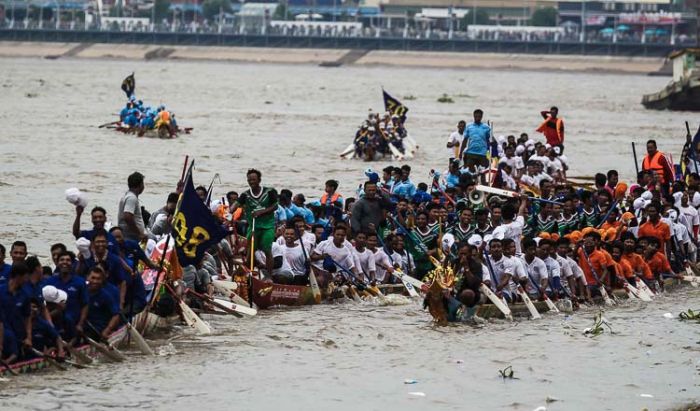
[340,90,418,161]
[3,104,699,378]
[99,73,192,138]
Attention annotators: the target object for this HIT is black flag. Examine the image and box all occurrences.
[121,72,135,98]
[382,89,408,120]
[171,163,228,267]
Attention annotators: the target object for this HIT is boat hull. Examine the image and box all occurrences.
[251,267,333,309]
[642,76,700,111]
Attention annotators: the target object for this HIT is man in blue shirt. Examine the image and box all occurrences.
[72,205,119,254]
[392,165,417,200]
[0,263,31,355]
[0,243,11,285]
[44,251,89,341]
[78,231,128,311]
[81,267,121,341]
[459,109,492,174]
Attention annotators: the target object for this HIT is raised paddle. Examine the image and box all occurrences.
[632,142,640,176]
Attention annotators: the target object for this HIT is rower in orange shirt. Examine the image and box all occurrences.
[619,232,653,286]
[642,237,673,291]
[577,232,611,301]
[637,202,671,255]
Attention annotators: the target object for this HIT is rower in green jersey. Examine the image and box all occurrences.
[237,169,279,276]
[528,202,558,234]
[407,211,439,281]
[447,208,476,244]
[578,191,600,228]
[557,197,580,236]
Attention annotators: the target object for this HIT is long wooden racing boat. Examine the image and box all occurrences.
[249,267,334,309]
[0,325,128,377]
[461,277,688,320]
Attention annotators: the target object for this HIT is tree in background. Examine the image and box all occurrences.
[462,9,491,27]
[202,0,231,20]
[530,7,557,27]
[154,0,172,20]
[273,3,289,20]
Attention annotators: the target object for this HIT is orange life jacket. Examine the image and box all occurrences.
[536,116,564,146]
[160,111,171,123]
[642,151,673,184]
[321,192,341,205]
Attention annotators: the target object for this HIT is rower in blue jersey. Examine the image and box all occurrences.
[0,263,31,358]
[44,251,89,342]
[78,231,128,311]
[81,267,121,342]
[0,243,11,285]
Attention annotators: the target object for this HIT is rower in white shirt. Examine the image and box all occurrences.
[367,232,401,284]
[351,232,377,282]
[483,238,517,302]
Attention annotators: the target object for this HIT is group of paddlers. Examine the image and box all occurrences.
[3,107,700,368]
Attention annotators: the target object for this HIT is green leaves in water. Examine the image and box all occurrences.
[583,311,614,336]
[678,309,700,322]
[498,365,517,380]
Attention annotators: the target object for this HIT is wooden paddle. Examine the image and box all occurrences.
[120,315,154,356]
[481,250,514,320]
[61,339,93,364]
[85,322,128,362]
[85,336,125,363]
[0,358,19,376]
[185,288,243,318]
[165,284,211,335]
[295,227,321,304]
[28,348,68,371]
[516,286,541,320]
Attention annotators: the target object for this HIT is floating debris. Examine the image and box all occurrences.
[498,365,517,380]
[679,309,700,322]
[403,95,416,100]
[583,311,614,336]
[437,94,454,103]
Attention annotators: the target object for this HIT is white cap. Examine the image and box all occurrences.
[553,146,561,155]
[496,135,506,144]
[525,139,535,147]
[65,187,88,208]
[515,145,525,156]
[42,285,68,304]
[76,237,92,259]
[641,191,653,201]
[693,192,700,208]
[467,234,483,248]
[545,143,552,149]
[633,198,647,211]
[666,209,678,222]
[442,233,455,252]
